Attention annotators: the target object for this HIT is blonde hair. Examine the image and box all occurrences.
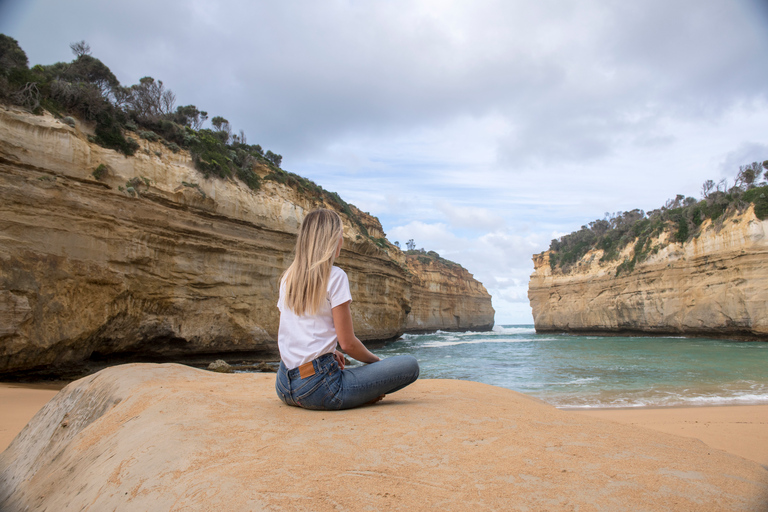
[282,209,344,316]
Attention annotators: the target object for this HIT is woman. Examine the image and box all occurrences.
[276,208,419,410]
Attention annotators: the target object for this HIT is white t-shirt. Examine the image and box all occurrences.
[277,266,352,370]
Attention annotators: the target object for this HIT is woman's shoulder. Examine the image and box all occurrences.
[330,265,347,277]
[328,266,352,304]
[329,266,351,287]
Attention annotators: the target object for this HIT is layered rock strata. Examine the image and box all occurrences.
[2,364,766,511]
[528,209,768,339]
[0,106,493,377]
[404,254,495,332]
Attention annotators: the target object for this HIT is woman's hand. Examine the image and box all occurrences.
[333,351,346,370]
[332,301,380,364]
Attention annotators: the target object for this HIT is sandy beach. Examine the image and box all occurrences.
[576,404,768,468]
[0,382,67,453]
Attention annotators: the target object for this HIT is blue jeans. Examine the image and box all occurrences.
[275,353,420,410]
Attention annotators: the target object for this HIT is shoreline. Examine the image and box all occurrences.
[533,327,768,342]
[559,401,768,411]
[2,380,767,470]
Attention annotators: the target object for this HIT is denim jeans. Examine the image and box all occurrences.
[275,353,420,410]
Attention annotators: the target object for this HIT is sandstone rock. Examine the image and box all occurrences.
[1,364,766,511]
[528,208,768,339]
[207,360,232,373]
[404,254,495,332]
[0,106,493,377]
[237,361,276,373]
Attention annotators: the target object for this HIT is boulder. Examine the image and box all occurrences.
[1,364,766,511]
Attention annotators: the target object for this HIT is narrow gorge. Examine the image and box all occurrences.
[0,107,494,378]
[528,207,768,340]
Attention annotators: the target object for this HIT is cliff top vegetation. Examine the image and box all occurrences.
[405,249,461,268]
[0,35,377,242]
[547,161,768,275]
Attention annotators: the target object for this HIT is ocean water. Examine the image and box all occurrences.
[374,325,768,409]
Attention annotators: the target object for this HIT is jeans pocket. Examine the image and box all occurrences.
[276,374,297,406]
[296,372,342,410]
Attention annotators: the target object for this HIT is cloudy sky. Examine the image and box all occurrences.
[3,1,768,323]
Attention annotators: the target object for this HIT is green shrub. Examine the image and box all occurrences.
[189,129,233,179]
[91,163,108,180]
[94,111,138,156]
[743,185,768,220]
[236,167,260,191]
[550,178,768,275]
[181,181,206,198]
[139,130,158,141]
[405,249,459,267]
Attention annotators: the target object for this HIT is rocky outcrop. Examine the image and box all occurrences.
[404,254,495,332]
[0,106,493,378]
[528,208,768,339]
[2,364,767,511]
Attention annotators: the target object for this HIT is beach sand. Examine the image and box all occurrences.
[0,382,67,453]
[576,404,768,468]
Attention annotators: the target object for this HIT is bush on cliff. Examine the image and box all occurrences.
[0,37,382,236]
[405,249,460,268]
[0,36,284,189]
[548,165,768,274]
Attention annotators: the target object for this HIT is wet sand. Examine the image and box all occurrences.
[575,404,768,468]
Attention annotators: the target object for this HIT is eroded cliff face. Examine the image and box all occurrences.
[0,106,493,377]
[404,255,495,332]
[528,209,768,339]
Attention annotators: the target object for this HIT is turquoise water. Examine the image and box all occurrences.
[374,325,768,409]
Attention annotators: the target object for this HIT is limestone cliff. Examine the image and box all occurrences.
[0,106,493,377]
[404,254,495,332]
[528,208,768,339]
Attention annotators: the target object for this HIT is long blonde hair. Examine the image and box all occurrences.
[282,209,344,316]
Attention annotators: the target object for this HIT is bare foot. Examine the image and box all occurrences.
[365,394,385,406]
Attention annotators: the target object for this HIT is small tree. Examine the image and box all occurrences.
[736,162,762,189]
[265,150,282,168]
[128,77,176,119]
[69,40,92,57]
[65,54,119,97]
[211,116,228,131]
[0,34,29,75]
[701,179,715,198]
[211,115,232,143]
[406,239,415,250]
[174,104,207,130]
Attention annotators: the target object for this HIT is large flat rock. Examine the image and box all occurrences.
[1,364,767,511]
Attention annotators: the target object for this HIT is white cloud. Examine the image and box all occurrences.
[435,201,505,231]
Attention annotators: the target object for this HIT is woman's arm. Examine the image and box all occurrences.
[332,300,380,364]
